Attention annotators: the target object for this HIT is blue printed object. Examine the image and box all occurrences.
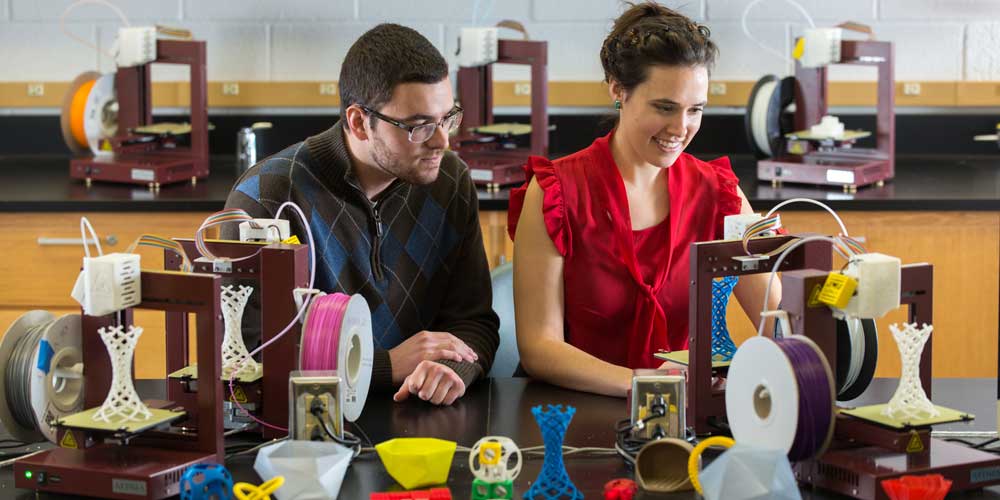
[524,405,582,500]
[180,463,234,500]
[711,276,739,362]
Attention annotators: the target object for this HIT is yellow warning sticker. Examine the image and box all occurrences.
[906,432,925,453]
[230,386,248,403]
[281,235,301,245]
[60,431,78,449]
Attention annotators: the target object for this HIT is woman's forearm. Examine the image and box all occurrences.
[520,336,633,397]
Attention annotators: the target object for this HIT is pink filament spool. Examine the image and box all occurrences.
[298,292,373,422]
[301,293,351,371]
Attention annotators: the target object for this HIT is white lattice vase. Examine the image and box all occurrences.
[92,325,152,423]
[882,322,939,421]
[222,285,257,378]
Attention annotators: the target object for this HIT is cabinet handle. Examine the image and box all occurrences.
[37,235,119,247]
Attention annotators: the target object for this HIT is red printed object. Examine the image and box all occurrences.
[604,478,638,500]
[370,488,452,500]
[881,474,952,500]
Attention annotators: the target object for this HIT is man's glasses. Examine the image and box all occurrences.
[360,105,464,143]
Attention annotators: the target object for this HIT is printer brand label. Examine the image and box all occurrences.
[825,169,855,184]
[971,466,1000,483]
[112,479,148,496]
[470,169,493,182]
[131,169,155,181]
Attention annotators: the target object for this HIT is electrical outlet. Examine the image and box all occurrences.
[709,82,727,96]
[26,83,44,97]
[289,370,342,441]
[629,369,685,440]
[222,82,240,96]
[319,82,337,96]
[513,82,531,96]
[903,82,921,96]
[302,393,335,440]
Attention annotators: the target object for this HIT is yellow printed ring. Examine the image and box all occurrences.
[687,436,735,495]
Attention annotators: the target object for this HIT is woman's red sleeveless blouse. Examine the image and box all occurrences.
[508,132,742,368]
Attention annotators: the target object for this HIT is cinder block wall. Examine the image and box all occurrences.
[0,1,996,87]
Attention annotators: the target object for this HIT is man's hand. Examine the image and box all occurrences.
[393,360,466,405]
[388,330,477,384]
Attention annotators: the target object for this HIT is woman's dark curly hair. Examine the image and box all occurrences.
[600,2,718,95]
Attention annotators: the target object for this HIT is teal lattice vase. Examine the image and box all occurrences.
[524,405,582,500]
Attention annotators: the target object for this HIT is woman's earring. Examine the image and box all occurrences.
[614,99,622,110]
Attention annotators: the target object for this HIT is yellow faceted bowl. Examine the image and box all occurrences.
[375,437,457,489]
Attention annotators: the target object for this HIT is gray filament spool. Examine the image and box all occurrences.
[0,311,84,443]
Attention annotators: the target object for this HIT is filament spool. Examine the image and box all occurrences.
[744,74,795,159]
[0,311,84,443]
[299,292,373,422]
[60,71,100,154]
[726,335,835,461]
[835,317,878,401]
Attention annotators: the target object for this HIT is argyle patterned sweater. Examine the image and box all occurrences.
[223,122,500,393]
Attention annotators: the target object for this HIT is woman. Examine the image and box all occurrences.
[509,2,781,397]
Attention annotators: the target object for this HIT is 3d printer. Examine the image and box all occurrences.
[11,270,226,499]
[3,208,371,499]
[746,35,895,192]
[676,225,1000,499]
[454,23,548,191]
[62,37,209,190]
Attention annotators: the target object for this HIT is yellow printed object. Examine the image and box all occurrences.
[281,235,301,245]
[375,438,457,489]
[234,476,284,500]
[688,436,735,495]
[817,273,858,309]
[480,442,502,466]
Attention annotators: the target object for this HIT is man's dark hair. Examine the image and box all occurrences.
[339,24,449,128]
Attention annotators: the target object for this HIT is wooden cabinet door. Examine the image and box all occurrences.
[0,212,211,308]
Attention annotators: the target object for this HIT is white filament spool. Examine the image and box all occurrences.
[726,335,835,460]
[338,294,373,422]
[750,78,779,156]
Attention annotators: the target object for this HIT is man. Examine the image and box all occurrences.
[224,24,499,406]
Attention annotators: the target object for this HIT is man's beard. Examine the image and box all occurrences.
[370,132,440,186]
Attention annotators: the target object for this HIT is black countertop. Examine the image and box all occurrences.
[2,154,999,212]
[2,378,998,499]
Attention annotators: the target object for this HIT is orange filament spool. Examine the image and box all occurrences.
[59,71,100,154]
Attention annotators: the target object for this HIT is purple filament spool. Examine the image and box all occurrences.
[725,334,836,463]
[777,337,835,462]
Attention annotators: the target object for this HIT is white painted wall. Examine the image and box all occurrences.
[0,1,995,84]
